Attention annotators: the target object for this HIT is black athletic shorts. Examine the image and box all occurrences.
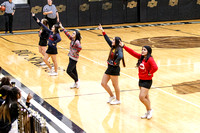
[139,79,152,89]
[39,38,47,46]
[105,64,120,76]
[46,46,57,54]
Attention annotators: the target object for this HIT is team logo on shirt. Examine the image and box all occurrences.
[139,63,145,70]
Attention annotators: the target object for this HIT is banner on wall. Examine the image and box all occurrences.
[13,0,28,4]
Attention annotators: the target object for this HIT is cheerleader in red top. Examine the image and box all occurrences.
[120,42,158,119]
[98,24,126,105]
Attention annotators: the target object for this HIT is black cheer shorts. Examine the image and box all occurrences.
[105,64,120,76]
[139,79,152,89]
[39,38,47,46]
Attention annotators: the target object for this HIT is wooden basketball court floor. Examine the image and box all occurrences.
[0,20,200,133]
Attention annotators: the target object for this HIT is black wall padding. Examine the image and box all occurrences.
[79,0,90,26]
[112,0,124,24]
[13,5,30,30]
[158,0,178,21]
[66,0,79,27]
[53,0,67,26]
[101,0,113,25]
[126,0,138,23]
[29,0,46,29]
[90,1,102,26]
[2,0,200,31]
[146,0,158,22]
[179,0,200,20]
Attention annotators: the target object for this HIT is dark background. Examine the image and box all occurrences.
[0,0,200,31]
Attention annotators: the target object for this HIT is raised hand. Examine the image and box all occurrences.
[36,18,40,23]
[98,24,104,32]
[119,40,125,47]
[59,22,64,29]
[32,13,35,17]
[26,93,33,103]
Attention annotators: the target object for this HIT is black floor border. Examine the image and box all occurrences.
[0,68,86,133]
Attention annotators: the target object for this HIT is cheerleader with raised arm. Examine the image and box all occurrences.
[120,41,158,119]
[98,24,125,105]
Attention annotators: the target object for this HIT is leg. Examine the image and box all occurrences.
[72,65,78,81]
[43,54,51,69]
[4,14,9,32]
[38,46,43,55]
[139,87,151,111]
[40,46,47,57]
[66,58,78,82]
[101,74,113,97]
[9,15,13,33]
[110,76,120,101]
[51,55,58,73]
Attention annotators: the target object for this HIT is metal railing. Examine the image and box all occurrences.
[18,102,49,133]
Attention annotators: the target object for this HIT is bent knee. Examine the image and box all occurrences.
[101,82,107,87]
[139,95,145,101]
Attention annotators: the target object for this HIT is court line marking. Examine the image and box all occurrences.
[58,45,200,109]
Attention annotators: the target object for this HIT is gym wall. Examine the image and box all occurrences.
[0,0,200,31]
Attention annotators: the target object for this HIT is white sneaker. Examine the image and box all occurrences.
[110,99,121,105]
[107,96,115,103]
[147,109,153,120]
[49,71,58,76]
[40,61,46,66]
[70,83,77,89]
[76,80,80,88]
[141,113,148,119]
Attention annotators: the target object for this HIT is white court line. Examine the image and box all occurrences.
[58,45,200,109]
[19,88,74,133]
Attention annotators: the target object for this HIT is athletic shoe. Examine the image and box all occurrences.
[75,80,80,88]
[107,96,115,103]
[110,99,121,105]
[70,83,77,89]
[49,71,58,76]
[147,109,153,120]
[141,113,148,119]
[40,62,46,66]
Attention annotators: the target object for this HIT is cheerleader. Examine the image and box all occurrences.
[98,24,125,105]
[120,42,158,119]
[59,23,82,88]
[35,17,61,76]
[32,13,49,65]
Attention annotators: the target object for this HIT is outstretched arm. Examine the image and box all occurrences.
[32,13,42,27]
[98,24,112,47]
[120,41,141,59]
[59,23,73,40]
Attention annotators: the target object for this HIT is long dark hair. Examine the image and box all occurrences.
[0,77,11,88]
[73,30,81,45]
[40,18,48,30]
[136,46,152,67]
[109,37,126,67]
[52,23,60,40]
[53,23,60,34]
[0,86,19,123]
